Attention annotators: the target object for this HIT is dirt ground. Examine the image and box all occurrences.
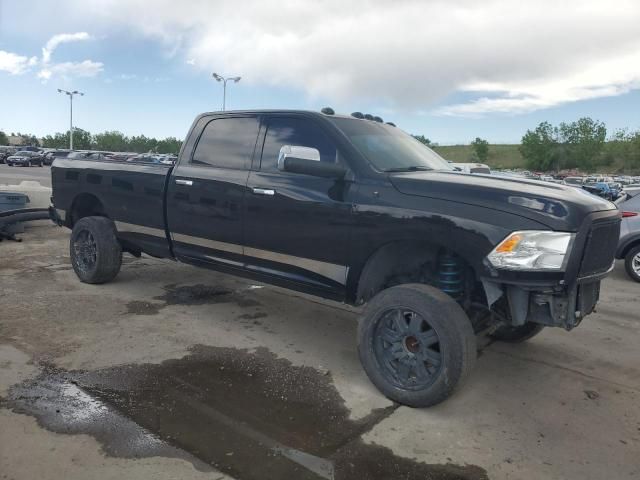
[1,222,639,480]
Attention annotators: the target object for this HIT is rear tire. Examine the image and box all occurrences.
[70,216,122,284]
[490,322,544,343]
[357,284,477,407]
[624,245,640,283]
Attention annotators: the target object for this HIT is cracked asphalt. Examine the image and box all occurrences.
[1,215,639,478]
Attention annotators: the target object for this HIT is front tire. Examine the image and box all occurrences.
[358,284,477,407]
[624,245,640,283]
[490,322,544,343]
[70,216,122,284]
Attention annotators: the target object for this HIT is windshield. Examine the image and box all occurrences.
[331,118,453,172]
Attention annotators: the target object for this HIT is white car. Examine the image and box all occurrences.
[450,162,491,174]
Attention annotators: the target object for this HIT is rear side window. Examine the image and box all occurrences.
[192,116,259,169]
[260,117,337,171]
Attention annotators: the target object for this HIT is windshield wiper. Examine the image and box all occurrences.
[383,166,433,172]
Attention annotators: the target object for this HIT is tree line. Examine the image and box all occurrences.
[519,118,640,172]
[0,128,182,155]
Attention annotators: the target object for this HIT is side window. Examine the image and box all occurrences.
[192,117,259,169]
[261,117,337,171]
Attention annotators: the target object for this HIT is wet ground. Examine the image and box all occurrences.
[5,345,486,480]
[1,222,640,480]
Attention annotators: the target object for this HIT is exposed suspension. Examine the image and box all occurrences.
[438,252,464,300]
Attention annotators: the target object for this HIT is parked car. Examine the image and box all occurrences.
[562,176,584,187]
[126,154,163,164]
[615,191,640,282]
[582,182,619,201]
[0,146,17,164]
[44,149,71,165]
[6,150,44,167]
[450,162,491,174]
[50,109,620,407]
[67,151,111,161]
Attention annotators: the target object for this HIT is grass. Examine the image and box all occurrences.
[432,144,525,169]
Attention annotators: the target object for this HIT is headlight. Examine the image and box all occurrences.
[487,231,574,271]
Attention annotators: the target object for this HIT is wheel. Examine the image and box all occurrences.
[70,216,122,284]
[490,322,544,343]
[624,245,640,283]
[358,284,477,407]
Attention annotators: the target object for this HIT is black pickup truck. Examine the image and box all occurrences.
[50,109,621,407]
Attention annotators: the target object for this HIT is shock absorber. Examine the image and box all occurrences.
[438,252,464,300]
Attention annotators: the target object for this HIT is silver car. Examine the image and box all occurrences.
[615,191,640,281]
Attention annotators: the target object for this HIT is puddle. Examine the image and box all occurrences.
[125,300,163,315]
[5,346,487,480]
[124,284,263,316]
[156,284,262,308]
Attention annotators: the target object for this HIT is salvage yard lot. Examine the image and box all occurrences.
[1,222,639,480]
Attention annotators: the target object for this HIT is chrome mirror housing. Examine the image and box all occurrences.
[277,145,321,171]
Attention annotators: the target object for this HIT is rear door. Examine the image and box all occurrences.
[243,115,354,297]
[166,115,259,267]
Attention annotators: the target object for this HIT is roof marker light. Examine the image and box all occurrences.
[364,114,374,120]
[321,107,335,115]
[351,112,364,119]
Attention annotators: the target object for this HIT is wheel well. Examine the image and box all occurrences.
[68,193,105,226]
[355,240,483,306]
[621,238,640,259]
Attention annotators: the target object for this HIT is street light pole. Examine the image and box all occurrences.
[57,89,84,150]
[212,73,241,111]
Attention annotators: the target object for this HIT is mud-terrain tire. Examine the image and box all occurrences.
[624,245,640,283]
[358,284,477,407]
[70,216,122,284]
[491,322,544,343]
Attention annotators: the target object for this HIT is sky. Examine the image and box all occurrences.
[0,0,639,145]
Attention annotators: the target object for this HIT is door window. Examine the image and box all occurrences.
[260,117,337,171]
[192,117,259,169]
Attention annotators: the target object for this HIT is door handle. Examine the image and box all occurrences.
[175,179,193,186]
[252,187,275,196]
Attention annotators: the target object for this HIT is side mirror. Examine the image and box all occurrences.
[277,145,346,179]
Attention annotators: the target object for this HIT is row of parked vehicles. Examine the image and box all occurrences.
[0,146,178,167]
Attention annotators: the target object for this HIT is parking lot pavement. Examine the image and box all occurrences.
[0,163,52,187]
[0,222,639,480]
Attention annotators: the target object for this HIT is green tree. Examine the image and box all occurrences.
[42,132,70,148]
[93,131,129,152]
[519,121,559,171]
[72,128,92,150]
[557,117,606,170]
[156,136,182,154]
[0,131,8,145]
[471,137,489,162]
[605,129,640,171]
[128,134,156,153]
[412,135,432,147]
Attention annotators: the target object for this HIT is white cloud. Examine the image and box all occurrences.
[0,51,38,75]
[38,60,104,81]
[42,32,92,64]
[41,0,640,114]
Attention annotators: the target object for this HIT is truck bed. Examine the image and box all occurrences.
[51,158,173,258]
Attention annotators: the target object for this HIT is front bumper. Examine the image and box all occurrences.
[483,209,620,330]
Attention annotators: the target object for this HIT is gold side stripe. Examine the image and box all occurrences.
[172,233,243,255]
[115,221,166,238]
[244,246,347,285]
[172,232,347,285]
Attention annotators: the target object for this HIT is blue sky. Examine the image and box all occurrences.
[1,0,639,145]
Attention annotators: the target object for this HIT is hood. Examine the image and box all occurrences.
[389,171,616,231]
